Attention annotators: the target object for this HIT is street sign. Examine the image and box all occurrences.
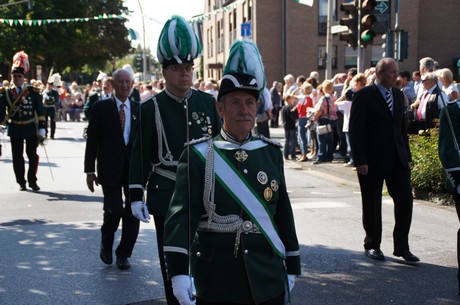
[371,0,391,34]
[331,25,349,34]
[241,23,251,37]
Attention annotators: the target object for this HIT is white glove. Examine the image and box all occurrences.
[39,128,46,138]
[131,201,150,223]
[288,274,296,292]
[284,274,296,305]
[171,275,196,305]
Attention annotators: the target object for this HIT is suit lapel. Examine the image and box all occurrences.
[128,100,138,144]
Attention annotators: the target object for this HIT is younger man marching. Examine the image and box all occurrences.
[129,15,221,305]
[42,73,61,139]
[163,40,301,305]
[0,51,46,191]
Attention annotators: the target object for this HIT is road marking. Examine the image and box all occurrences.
[291,201,350,209]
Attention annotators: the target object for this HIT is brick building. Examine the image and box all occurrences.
[200,0,460,85]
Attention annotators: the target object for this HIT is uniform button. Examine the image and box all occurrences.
[244,250,249,255]
[196,252,201,257]
[243,169,248,174]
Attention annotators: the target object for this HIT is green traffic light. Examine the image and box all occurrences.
[361,30,375,43]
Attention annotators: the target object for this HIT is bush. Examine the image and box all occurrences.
[408,128,451,204]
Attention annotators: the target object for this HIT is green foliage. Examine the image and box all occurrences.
[409,128,446,193]
[0,0,133,78]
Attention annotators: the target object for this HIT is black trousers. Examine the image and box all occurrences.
[196,293,284,305]
[44,108,56,138]
[101,184,140,258]
[358,167,413,252]
[256,120,270,138]
[10,136,39,185]
[154,215,179,305]
[451,193,460,289]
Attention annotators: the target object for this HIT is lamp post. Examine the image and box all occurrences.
[137,0,147,81]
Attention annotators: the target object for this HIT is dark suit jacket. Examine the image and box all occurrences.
[84,97,139,186]
[349,83,411,172]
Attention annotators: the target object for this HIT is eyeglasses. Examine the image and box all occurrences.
[168,65,194,73]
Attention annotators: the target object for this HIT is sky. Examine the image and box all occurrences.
[123,0,206,55]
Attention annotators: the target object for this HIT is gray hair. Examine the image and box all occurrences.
[113,68,134,81]
[419,57,435,72]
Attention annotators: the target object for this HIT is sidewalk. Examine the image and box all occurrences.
[269,126,360,189]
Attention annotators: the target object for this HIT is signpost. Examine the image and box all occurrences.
[241,23,251,37]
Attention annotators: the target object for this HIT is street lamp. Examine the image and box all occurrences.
[137,0,147,81]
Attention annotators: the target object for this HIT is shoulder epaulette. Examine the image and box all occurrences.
[30,86,41,94]
[0,87,5,94]
[258,134,282,148]
[185,135,212,147]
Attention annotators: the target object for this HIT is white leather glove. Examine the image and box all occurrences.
[171,275,196,305]
[288,274,296,291]
[284,275,296,305]
[39,128,46,138]
[131,201,150,223]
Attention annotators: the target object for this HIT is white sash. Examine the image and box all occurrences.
[194,140,286,258]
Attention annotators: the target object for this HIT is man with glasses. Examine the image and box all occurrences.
[128,15,221,305]
[0,51,46,191]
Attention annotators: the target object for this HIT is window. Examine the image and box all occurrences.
[318,46,337,69]
[318,0,337,35]
[344,47,358,69]
[370,45,383,66]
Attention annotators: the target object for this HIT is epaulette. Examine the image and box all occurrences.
[30,86,41,94]
[0,87,5,94]
[184,135,212,147]
[257,134,282,148]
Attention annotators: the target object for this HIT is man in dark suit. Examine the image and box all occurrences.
[84,68,140,270]
[349,58,419,263]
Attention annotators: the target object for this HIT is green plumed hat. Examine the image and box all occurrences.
[223,40,266,97]
[157,15,202,68]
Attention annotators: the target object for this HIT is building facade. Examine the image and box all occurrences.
[201,0,460,85]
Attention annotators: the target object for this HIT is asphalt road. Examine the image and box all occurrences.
[0,122,459,305]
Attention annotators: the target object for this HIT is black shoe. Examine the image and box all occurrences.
[365,249,385,261]
[19,183,27,191]
[29,183,40,191]
[393,250,420,262]
[313,160,322,165]
[116,256,130,270]
[100,247,113,265]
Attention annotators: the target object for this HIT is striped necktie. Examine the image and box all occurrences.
[385,89,393,113]
[119,103,126,131]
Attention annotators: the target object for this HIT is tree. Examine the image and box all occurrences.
[0,0,133,81]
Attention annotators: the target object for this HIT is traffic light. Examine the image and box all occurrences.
[135,54,143,73]
[397,30,409,61]
[381,30,394,58]
[339,0,358,48]
[359,0,377,47]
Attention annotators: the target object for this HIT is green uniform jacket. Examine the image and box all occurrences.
[83,89,102,121]
[164,133,301,304]
[0,85,45,138]
[438,100,460,192]
[129,89,221,216]
[42,88,59,116]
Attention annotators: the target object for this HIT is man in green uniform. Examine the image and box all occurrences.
[129,15,221,305]
[438,97,460,293]
[42,73,61,139]
[163,63,301,304]
[0,51,46,191]
[83,72,110,122]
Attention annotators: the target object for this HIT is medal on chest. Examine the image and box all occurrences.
[234,149,248,162]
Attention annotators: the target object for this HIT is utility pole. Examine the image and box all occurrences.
[325,0,334,79]
[137,0,147,82]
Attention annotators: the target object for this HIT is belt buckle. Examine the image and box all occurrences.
[241,220,253,233]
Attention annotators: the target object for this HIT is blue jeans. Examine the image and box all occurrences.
[316,118,335,161]
[284,129,297,158]
[298,117,308,154]
[345,132,353,163]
